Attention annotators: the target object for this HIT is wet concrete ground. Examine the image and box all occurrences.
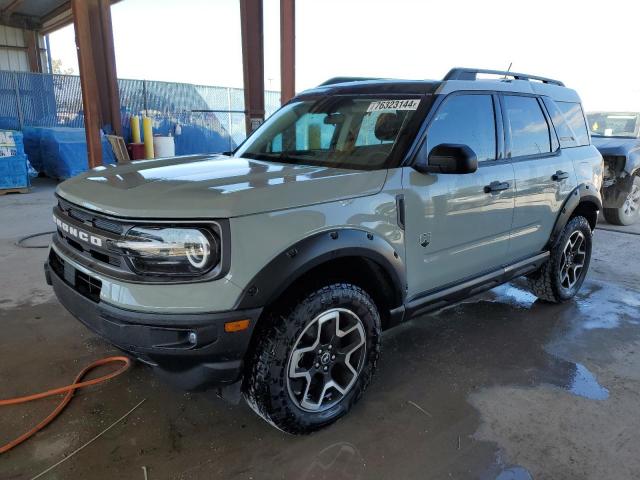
[1,179,639,479]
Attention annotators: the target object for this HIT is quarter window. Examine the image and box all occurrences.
[556,102,590,146]
[426,94,496,162]
[543,98,578,148]
[504,95,551,157]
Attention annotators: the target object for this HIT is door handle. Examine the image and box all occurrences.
[552,170,569,181]
[484,181,510,193]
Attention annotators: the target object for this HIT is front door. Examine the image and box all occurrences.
[402,92,516,299]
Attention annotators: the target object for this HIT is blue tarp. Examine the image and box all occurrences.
[22,126,45,172]
[0,129,29,190]
[38,127,115,179]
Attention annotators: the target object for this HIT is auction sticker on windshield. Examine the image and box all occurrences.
[367,99,420,113]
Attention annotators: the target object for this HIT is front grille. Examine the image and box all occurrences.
[58,198,124,235]
[49,249,102,303]
[75,270,102,302]
[67,207,93,223]
[55,198,130,277]
[93,217,123,234]
[49,248,64,278]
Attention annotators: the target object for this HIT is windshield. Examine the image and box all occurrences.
[587,113,640,138]
[235,96,422,170]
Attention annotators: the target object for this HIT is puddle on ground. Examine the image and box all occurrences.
[487,284,538,309]
[485,282,613,401]
[495,465,533,480]
[299,442,365,480]
[574,282,640,330]
[567,363,609,400]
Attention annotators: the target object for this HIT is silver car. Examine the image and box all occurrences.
[46,68,603,433]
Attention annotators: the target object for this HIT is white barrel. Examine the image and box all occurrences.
[153,136,176,158]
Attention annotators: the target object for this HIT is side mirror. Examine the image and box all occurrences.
[414,143,478,174]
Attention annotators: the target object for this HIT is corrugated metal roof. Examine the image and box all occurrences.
[0,0,69,30]
[0,1,119,33]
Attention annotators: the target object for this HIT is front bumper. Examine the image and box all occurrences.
[45,254,262,391]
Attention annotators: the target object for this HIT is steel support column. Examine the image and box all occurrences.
[280,0,295,105]
[240,0,265,134]
[23,30,43,73]
[71,0,121,168]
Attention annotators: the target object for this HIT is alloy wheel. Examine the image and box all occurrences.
[559,230,586,289]
[287,308,366,412]
[623,182,640,218]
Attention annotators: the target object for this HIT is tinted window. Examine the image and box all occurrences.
[543,98,578,148]
[426,94,496,162]
[504,95,551,157]
[557,102,590,146]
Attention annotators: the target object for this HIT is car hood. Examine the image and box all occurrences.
[592,136,640,156]
[56,154,388,218]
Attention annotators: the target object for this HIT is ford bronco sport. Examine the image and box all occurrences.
[586,112,640,225]
[45,68,603,433]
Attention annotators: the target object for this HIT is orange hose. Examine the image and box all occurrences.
[0,356,131,454]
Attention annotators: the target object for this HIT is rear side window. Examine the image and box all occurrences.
[556,102,590,146]
[503,95,551,158]
[543,98,578,148]
[426,94,496,162]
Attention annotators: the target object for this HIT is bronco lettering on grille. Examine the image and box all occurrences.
[53,215,103,247]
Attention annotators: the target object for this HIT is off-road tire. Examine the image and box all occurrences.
[527,216,592,303]
[243,283,381,434]
[603,176,640,226]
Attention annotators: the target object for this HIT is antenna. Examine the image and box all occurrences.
[503,62,513,79]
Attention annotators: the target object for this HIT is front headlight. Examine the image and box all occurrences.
[115,226,220,276]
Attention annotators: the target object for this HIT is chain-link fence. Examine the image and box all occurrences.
[0,70,281,154]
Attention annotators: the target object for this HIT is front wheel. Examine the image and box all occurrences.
[603,176,640,226]
[243,283,381,434]
[527,216,592,303]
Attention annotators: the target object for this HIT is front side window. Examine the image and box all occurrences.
[235,96,422,170]
[504,95,551,157]
[425,94,497,162]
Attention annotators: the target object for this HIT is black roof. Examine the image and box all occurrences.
[299,78,441,97]
[299,68,567,98]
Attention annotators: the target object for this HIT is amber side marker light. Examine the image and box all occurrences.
[225,319,250,333]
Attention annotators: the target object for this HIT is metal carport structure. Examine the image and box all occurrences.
[0,0,296,168]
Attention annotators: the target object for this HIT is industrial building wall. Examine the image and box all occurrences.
[0,25,47,73]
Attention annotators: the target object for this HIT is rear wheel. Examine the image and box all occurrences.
[603,176,640,226]
[243,283,381,434]
[527,216,592,303]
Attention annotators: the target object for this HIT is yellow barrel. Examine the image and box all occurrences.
[308,124,321,150]
[130,115,141,143]
[142,116,154,159]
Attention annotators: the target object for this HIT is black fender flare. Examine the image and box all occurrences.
[548,182,602,247]
[233,229,406,310]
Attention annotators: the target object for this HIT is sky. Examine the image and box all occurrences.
[49,0,640,112]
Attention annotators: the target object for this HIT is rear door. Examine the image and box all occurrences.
[402,92,516,298]
[502,94,578,260]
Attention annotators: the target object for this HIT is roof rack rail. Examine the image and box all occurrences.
[443,68,565,87]
[319,76,384,86]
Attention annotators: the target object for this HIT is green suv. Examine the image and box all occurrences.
[46,68,603,433]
